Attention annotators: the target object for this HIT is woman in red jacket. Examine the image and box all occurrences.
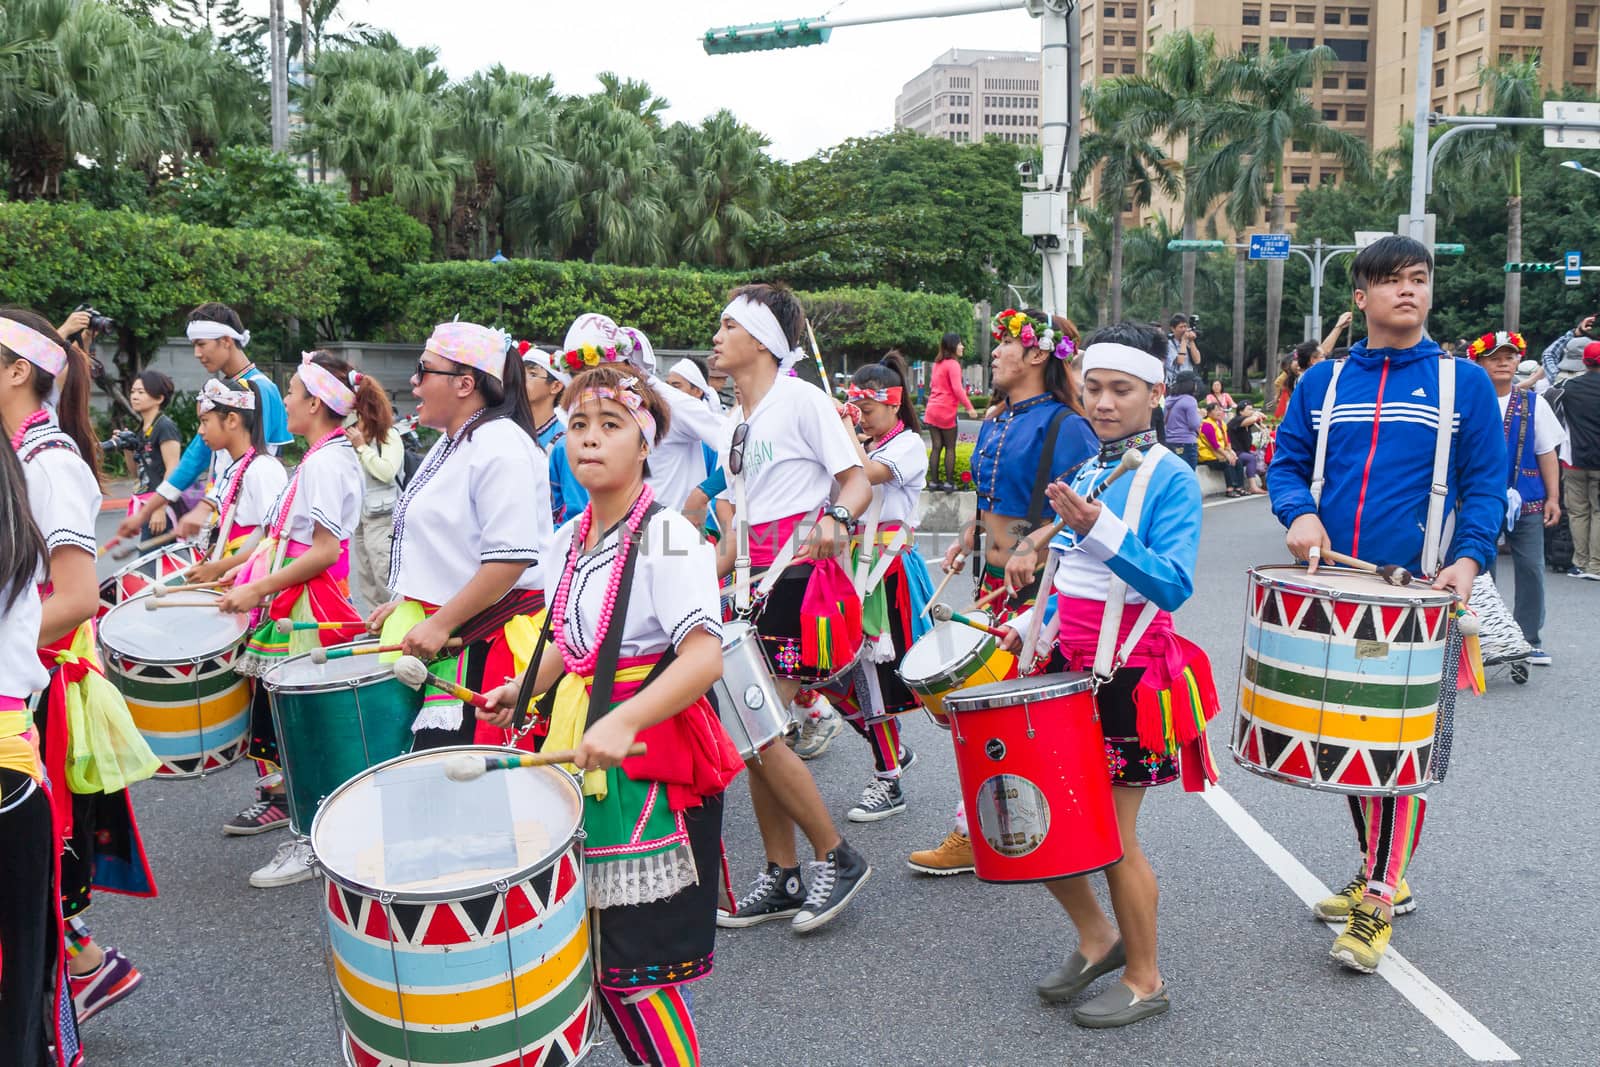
[924,333,977,492]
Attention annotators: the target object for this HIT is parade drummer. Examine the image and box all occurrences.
[999,323,1218,1029]
[117,303,291,541]
[366,321,552,749]
[907,308,1098,878]
[2,309,151,1033]
[1268,235,1505,972]
[480,366,742,1067]
[709,283,877,933]
[219,353,382,889]
[828,351,935,823]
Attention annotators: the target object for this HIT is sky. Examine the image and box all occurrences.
[242,0,1039,161]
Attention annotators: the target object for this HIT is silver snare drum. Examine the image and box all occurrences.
[714,620,789,759]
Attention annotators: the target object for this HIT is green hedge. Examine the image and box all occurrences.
[381,259,973,358]
[0,201,341,362]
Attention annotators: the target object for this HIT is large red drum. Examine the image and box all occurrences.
[943,673,1123,883]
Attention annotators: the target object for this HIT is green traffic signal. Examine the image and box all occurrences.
[703,20,832,54]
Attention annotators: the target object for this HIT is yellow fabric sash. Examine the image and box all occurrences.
[545,663,653,800]
[0,708,39,780]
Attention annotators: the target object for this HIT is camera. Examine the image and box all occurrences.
[1015,160,1034,179]
[1189,313,1201,337]
[72,303,115,336]
[100,429,139,453]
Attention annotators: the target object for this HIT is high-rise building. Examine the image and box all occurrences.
[894,48,1043,145]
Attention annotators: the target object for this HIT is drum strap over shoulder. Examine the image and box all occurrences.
[1309,359,1346,508]
[1421,357,1456,577]
[1093,445,1168,680]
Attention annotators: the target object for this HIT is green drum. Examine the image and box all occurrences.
[261,644,423,836]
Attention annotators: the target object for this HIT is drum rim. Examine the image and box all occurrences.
[1228,748,1435,796]
[943,670,1096,711]
[1247,564,1456,607]
[310,744,585,904]
[260,643,396,692]
[97,590,247,664]
[104,543,202,583]
[898,615,997,688]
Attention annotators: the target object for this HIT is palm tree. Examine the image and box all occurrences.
[1123,215,1224,323]
[663,110,778,268]
[1068,206,1117,327]
[1439,56,1542,330]
[1101,29,1221,316]
[1072,86,1182,321]
[1196,43,1369,382]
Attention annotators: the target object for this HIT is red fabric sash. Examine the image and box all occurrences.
[600,658,744,812]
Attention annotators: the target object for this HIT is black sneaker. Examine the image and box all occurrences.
[897,744,917,773]
[847,777,906,822]
[223,794,289,837]
[792,840,873,932]
[717,863,805,928]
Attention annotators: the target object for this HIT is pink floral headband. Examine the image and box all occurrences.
[573,376,657,451]
[0,318,67,377]
[297,353,356,416]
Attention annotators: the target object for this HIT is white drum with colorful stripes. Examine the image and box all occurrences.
[97,542,202,617]
[1233,565,1454,796]
[311,746,598,1067]
[98,591,250,777]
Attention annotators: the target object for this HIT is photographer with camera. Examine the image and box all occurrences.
[1165,313,1202,385]
[106,370,184,539]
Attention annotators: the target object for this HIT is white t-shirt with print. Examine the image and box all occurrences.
[716,374,863,524]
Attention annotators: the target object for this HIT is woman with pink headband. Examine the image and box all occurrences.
[217,351,386,888]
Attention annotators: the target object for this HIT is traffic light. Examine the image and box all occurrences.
[1503,262,1560,273]
[703,20,832,54]
[1166,240,1228,252]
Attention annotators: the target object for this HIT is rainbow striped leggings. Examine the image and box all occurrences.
[1348,793,1427,906]
[599,984,701,1067]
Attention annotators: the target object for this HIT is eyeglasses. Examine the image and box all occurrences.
[414,358,468,382]
[727,421,750,476]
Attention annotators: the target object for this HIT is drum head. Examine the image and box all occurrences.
[899,614,994,686]
[261,644,389,692]
[99,592,247,662]
[311,745,584,903]
[944,671,1095,713]
[1250,565,1454,605]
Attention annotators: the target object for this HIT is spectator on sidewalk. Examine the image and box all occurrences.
[1227,401,1269,494]
[925,331,978,492]
[1466,331,1564,663]
[1206,379,1236,416]
[1164,372,1201,468]
[1540,315,1598,385]
[120,369,184,538]
[1165,314,1201,383]
[1556,340,1600,581]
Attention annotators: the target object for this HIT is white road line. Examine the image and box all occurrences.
[1199,784,1520,1062]
[1202,493,1269,510]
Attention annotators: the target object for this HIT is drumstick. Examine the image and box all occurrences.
[972,583,1008,612]
[928,603,1010,640]
[143,596,222,611]
[274,618,356,634]
[1320,549,1412,587]
[1037,449,1143,542]
[443,744,650,783]
[921,552,967,619]
[309,639,463,664]
[392,656,496,708]
[152,580,228,597]
[97,537,121,558]
[111,529,179,560]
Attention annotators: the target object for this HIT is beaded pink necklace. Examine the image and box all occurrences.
[266,427,346,540]
[870,420,907,451]
[216,447,259,522]
[552,484,655,675]
[8,408,49,452]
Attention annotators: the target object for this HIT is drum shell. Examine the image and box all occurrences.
[713,621,789,760]
[97,543,202,618]
[313,747,597,1067]
[1232,566,1453,796]
[99,592,249,778]
[897,615,1017,730]
[262,645,423,836]
[945,674,1123,883]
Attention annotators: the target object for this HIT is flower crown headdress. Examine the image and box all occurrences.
[990,308,1077,362]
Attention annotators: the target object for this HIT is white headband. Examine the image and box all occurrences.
[186,319,251,347]
[722,296,805,372]
[521,345,572,386]
[669,358,722,413]
[1082,342,1165,385]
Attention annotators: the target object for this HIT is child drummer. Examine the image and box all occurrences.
[999,322,1219,1028]
[1267,235,1505,972]
[480,366,741,1067]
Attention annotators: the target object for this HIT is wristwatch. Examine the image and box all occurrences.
[826,505,857,532]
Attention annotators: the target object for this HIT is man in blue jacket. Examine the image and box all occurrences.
[1267,235,1506,974]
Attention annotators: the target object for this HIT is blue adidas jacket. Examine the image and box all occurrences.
[1268,339,1506,573]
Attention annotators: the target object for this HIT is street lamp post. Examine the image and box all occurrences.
[1562,160,1600,181]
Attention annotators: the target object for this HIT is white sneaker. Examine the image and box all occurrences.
[250,839,315,888]
[792,707,843,760]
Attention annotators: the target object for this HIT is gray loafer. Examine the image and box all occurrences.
[1034,939,1126,1003]
[1071,981,1170,1029]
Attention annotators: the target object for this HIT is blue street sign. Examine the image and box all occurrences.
[1566,250,1582,287]
[1249,234,1291,261]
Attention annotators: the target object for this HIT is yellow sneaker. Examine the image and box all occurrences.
[1313,876,1415,920]
[907,830,974,876]
[1330,901,1393,973]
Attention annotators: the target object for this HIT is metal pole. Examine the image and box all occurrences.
[1407,29,1433,242]
[1038,2,1071,319]
[269,0,289,152]
[712,0,1027,37]
[1311,238,1323,341]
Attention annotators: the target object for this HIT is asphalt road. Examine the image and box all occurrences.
[84,498,1598,1065]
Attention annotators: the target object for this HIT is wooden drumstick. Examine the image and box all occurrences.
[310,639,463,663]
[921,551,967,619]
[392,656,495,709]
[1038,449,1143,542]
[928,602,1010,639]
[111,529,179,560]
[443,744,650,783]
[1318,548,1412,587]
[152,580,228,597]
[275,618,356,634]
[143,596,222,611]
[972,583,1008,612]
